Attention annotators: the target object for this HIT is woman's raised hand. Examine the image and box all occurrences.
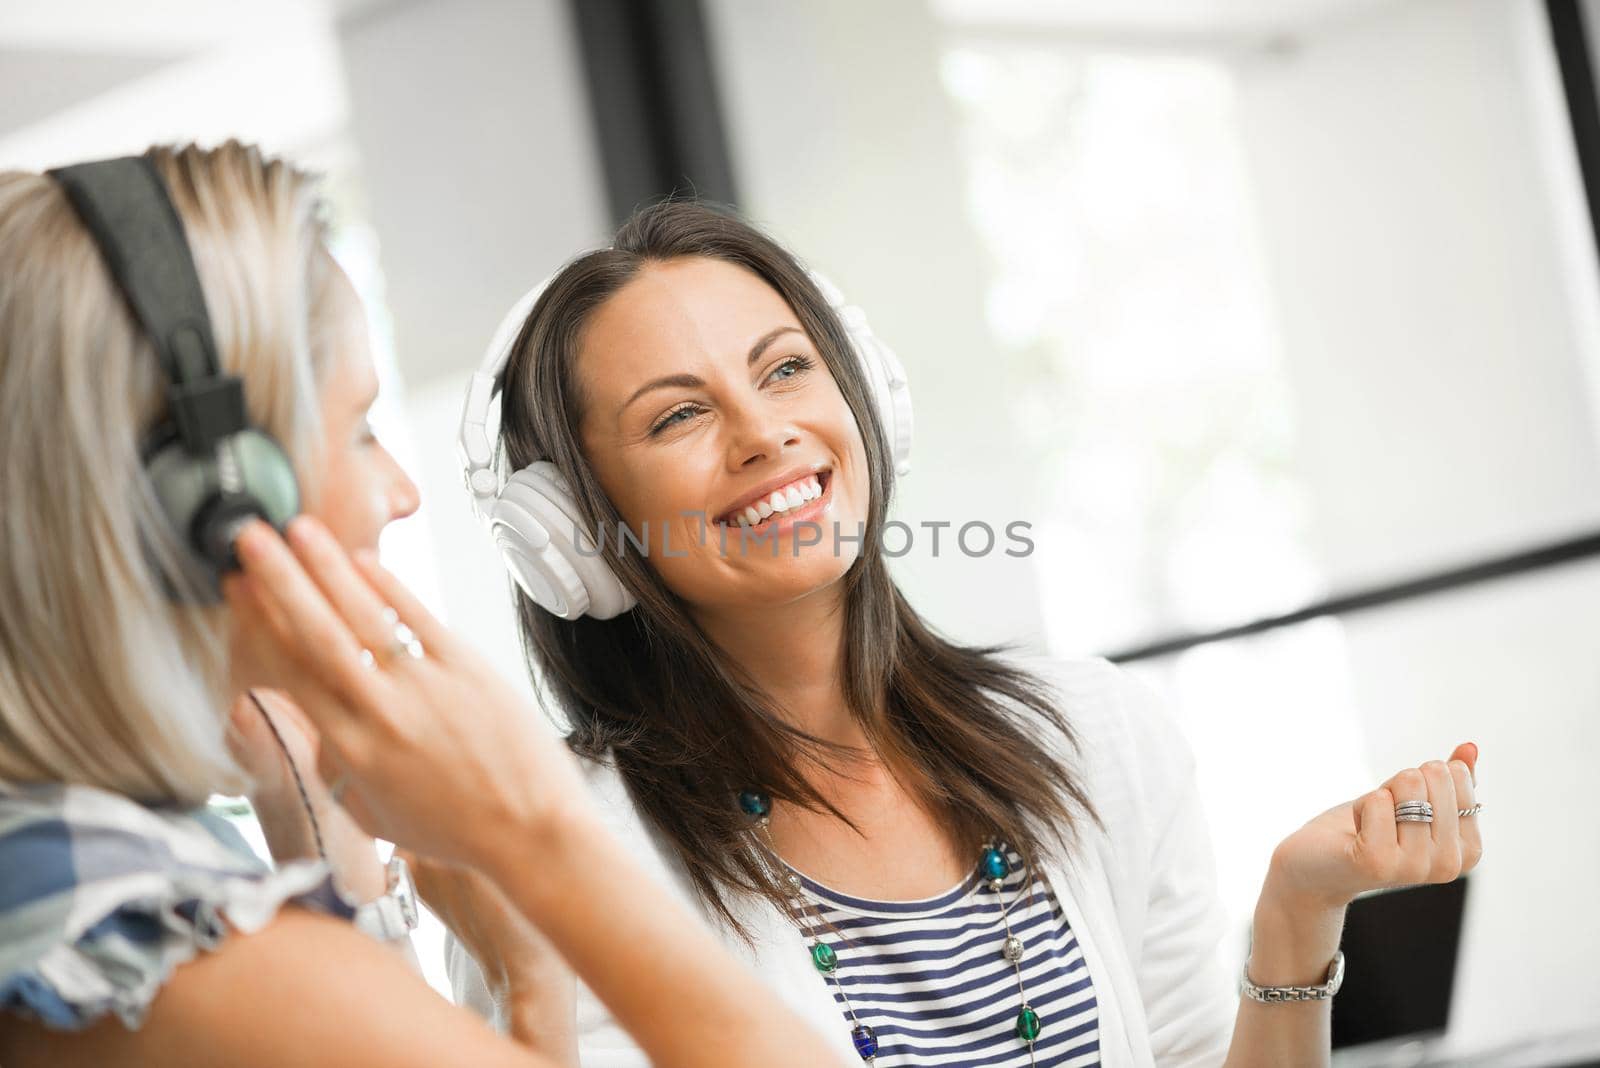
[1264,742,1484,912]
[224,515,591,870]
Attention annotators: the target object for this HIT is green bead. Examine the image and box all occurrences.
[1015,1006,1042,1042]
[810,942,838,974]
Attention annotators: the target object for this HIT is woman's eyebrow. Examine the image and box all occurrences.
[617,325,804,416]
[745,325,801,365]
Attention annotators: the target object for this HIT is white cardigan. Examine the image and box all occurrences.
[449,655,1239,1067]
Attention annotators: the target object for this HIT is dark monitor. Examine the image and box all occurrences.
[1332,877,1469,1050]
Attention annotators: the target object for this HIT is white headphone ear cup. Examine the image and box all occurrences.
[511,461,637,620]
[834,300,914,478]
[489,478,588,620]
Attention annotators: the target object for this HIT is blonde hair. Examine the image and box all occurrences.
[0,141,354,805]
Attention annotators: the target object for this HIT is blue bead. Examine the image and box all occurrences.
[851,1024,879,1058]
[981,847,1009,881]
[738,790,771,818]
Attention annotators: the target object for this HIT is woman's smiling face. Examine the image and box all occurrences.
[574,256,870,613]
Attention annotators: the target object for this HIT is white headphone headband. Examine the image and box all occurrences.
[457,276,556,515]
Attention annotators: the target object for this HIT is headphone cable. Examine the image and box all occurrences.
[246,689,329,864]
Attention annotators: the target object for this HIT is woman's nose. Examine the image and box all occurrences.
[723,398,800,468]
[385,450,422,521]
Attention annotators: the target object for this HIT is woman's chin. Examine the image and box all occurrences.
[669,547,856,613]
[735,550,856,600]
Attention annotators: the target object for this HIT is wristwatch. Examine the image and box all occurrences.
[354,855,420,943]
[1240,949,1345,1003]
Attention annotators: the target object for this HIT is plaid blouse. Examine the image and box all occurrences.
[0,780,353,1031]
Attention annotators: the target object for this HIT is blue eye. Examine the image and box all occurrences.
[769,355,814,382]
[648,357,813,438]
[650,404,702,436]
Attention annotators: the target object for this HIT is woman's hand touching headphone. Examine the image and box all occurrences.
[224,515,593,872]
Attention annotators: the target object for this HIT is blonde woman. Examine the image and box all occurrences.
[0,142,844,1068]
[438,201,1487,1066]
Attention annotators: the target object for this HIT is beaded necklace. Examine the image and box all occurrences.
[738,790,1044,1065]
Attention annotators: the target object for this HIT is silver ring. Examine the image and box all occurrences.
[1458,803,1483,817]
[380,607,425,661]
[1395,799,1434,825]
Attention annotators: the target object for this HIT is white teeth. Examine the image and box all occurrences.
[720,473,829,527]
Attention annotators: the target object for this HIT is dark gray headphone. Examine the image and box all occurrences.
[48,154,300,601]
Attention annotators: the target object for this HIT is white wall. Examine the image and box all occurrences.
[339,0,611,386]
[0,3,349,172]
[1233,0,1600,1047]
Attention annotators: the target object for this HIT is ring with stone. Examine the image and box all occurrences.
[1395,799,1434,824]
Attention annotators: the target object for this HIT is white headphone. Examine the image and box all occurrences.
[457,268,913,621]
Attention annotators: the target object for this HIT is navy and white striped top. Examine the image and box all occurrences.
[786,846,1101,1067]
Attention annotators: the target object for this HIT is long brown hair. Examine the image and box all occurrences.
[497,200,1101,939]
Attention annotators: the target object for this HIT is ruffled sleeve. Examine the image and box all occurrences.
[0,782,356,1032]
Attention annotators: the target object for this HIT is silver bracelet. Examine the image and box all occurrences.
[354,855,421,943]
[1240,949,1345,1003]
